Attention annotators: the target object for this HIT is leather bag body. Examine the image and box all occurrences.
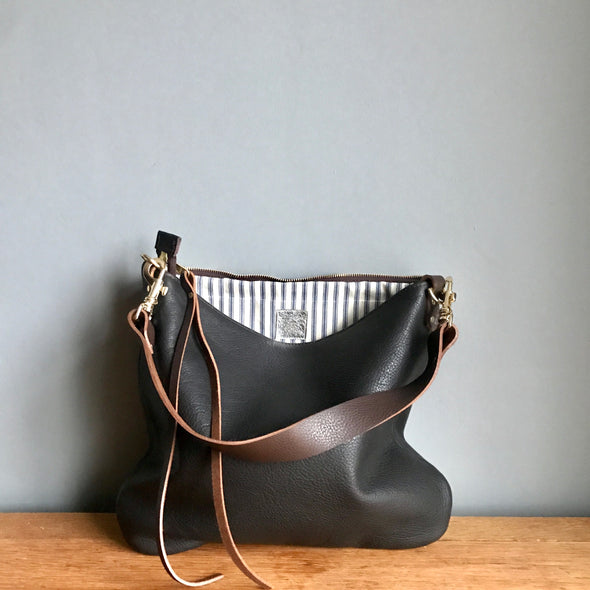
[116,233,458,586]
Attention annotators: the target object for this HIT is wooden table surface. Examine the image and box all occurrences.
[0,514,588,589]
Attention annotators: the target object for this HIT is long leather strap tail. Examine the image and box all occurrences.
[157,423,224,587]
[187,274,271,589]
[155,274,270,588]
[156,286,224,586]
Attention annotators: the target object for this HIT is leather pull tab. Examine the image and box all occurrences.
[156,231,182,274]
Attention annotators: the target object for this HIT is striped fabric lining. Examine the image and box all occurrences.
[193,277,409,343]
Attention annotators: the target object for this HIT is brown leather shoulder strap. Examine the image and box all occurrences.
[127,278,457,463]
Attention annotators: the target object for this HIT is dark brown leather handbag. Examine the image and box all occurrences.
[117,231,458,588]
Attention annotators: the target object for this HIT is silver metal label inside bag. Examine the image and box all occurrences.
[276,309,308,340]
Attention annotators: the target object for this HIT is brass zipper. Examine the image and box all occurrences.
[137,255,453,326]
[183,266,455,326]
[183,266,422,284]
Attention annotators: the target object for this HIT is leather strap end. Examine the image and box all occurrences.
[155,231,182,274]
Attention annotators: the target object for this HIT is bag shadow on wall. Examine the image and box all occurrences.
[73,272,148,521]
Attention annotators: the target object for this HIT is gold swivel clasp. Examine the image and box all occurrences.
[428,276,456,327]
[134,252,169,320]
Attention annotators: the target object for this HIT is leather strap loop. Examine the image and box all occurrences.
[157,424,225,587]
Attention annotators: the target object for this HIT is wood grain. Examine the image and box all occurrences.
[0,514,588,589]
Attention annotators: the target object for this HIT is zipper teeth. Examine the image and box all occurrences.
[186,267,422,283]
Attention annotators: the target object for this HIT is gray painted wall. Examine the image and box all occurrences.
[1,1,589,514]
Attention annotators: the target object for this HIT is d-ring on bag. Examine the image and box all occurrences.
[117,231,458,588]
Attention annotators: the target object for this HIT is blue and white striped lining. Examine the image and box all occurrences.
[193,277,409,343]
